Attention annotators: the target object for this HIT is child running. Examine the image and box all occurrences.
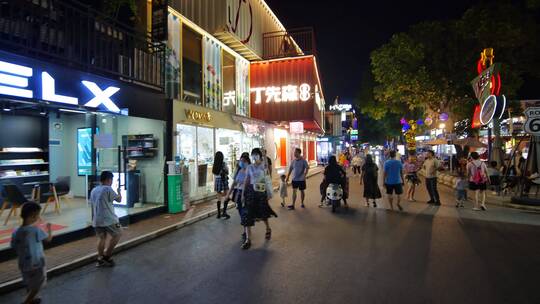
[11,202,53,304]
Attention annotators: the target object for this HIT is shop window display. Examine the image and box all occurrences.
[0,111,166,251]
[222,51,236,114]
[182,26,203,105]
[216,129,241,170]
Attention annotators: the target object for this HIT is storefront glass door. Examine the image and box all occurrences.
[196,127,215,197]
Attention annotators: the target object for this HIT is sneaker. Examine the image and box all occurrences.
[365,202,370,207]
[373,202,377,208]
[241,239,251,250]
[96,257,106,267]
[481,205,487,211]
[287,205,295,210]
[472,207,481,211]
[455,203,460,208]
[433,202,441,206]
[103,256,115,267]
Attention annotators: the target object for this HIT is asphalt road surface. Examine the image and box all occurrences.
[2,171,540,304]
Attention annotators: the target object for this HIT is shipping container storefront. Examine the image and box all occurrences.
[0,50,169,250]
[250,55,325,167]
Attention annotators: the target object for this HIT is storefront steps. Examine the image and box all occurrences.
[0,200,230,295]
[418,170,540,212]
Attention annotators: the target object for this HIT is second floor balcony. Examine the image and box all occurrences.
[262,27,316,60]
[0,0,165,91]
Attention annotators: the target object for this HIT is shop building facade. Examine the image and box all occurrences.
[165,1,303,202]
[250,55,326,168]
[0,0,168,251]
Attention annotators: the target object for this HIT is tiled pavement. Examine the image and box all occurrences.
[0,166,324,292]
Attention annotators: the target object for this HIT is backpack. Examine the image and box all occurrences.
[472,163,486,184]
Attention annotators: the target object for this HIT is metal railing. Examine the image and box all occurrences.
[262,27,316,60]
[0,0,165,90]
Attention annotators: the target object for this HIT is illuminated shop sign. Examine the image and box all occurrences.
[223,91,236,107]
[290,121,304,134]
[329,104,352,111]
[251,83,311,104]
[0,60,121,113]
[480,94,506,125]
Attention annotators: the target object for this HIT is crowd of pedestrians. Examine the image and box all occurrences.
[10,145,511,303]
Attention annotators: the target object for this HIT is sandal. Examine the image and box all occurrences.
[265,229,272,240]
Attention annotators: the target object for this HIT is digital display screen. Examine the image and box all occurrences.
[77,128,98,175]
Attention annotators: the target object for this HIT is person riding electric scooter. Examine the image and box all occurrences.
[323,156,348,212]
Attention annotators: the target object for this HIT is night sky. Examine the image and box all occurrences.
[265,0,479,105]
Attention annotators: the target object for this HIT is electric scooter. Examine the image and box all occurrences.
[326,183,343,213]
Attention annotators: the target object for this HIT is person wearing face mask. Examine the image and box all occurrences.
[241,148,278,250]
[227,152,251,242]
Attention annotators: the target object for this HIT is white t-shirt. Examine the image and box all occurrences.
[423,158,440,178]
[11,226,48,272]
[247,163,266,185]
[90,185,120,227]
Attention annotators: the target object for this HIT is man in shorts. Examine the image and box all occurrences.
[286,148,309,210]
[384,150,405,211]
[90,171,122,267]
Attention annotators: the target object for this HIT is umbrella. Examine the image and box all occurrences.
[425,138,447,145]
[525,135,540,177]
[453,137,487,148]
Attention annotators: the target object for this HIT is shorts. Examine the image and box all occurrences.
[456,189,467,201]
[385,183,403,195]
[469,182,487,191]
[292,181,306,190]
[95,223,122,238]
[22,267,46,291]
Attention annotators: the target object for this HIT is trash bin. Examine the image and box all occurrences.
[168,174,183,213]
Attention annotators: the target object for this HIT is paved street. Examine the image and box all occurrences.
[2,171,540,304]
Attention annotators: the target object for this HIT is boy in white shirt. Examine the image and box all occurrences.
[90,171,123,267]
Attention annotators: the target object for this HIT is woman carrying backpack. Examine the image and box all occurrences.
[466,152,490,211]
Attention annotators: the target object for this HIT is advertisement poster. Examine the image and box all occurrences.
[236,57,250,116]
[204,37,222,110]
[77,128,99,175]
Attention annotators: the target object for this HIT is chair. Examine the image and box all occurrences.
[54,176,71,206]
[1,184,30,225]
[37,183,61,215]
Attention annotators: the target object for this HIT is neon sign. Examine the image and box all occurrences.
[251,83,311,104]
[223,91,236,107]
[329,104,352,111]
[0,60,121,113]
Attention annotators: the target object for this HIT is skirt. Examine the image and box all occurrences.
[363,177,382,199]
[214,176,229,193]
[243,184,278,227]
